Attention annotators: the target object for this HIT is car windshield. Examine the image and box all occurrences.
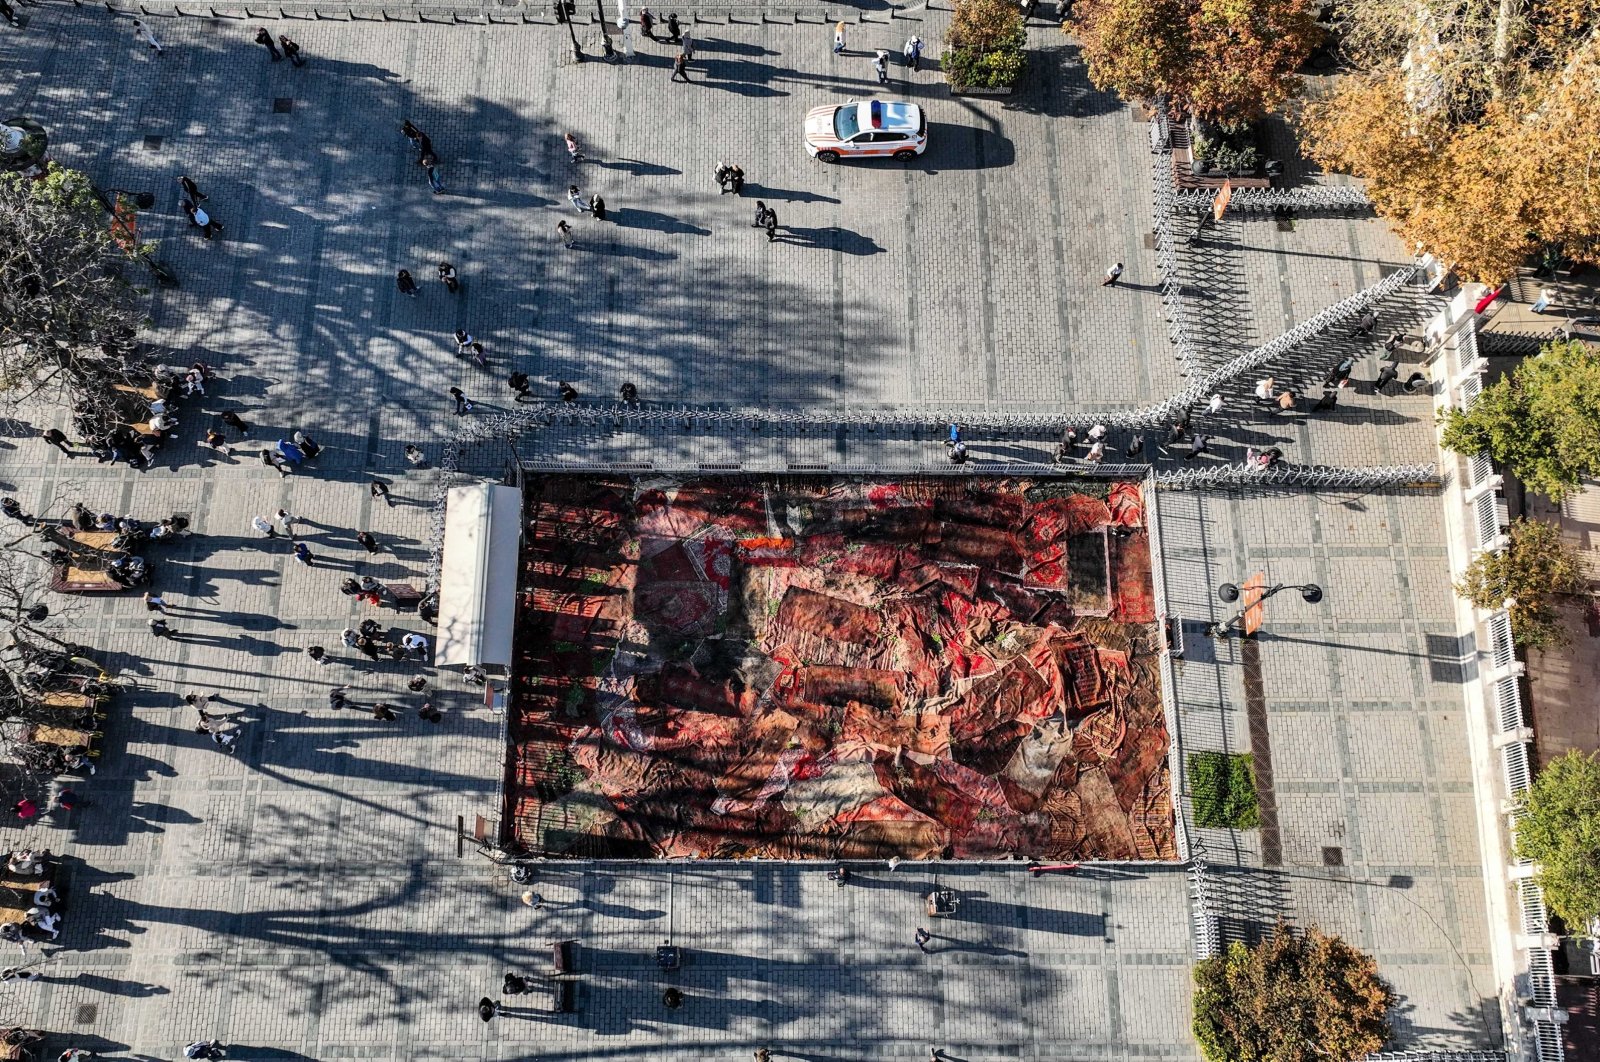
[833,106,861,140]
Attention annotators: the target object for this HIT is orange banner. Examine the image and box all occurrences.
[1213,179,1233,222]
[1240,571,1268,637]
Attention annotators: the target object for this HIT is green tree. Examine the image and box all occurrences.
[946,0,1027,89]
[1454,518,1585,650]
[1071,0,1322,120]
[1440,339,1600,501]
[1516,750,1600,935]
[1193,923,1394,1062]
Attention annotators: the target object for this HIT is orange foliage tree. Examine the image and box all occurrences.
[1071,0,1323,121]
[1300,3,1600,281]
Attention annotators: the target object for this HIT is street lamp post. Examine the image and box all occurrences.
[1206,581,1323,638]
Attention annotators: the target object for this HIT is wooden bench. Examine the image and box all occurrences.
[385,583,424,608]
[550,940,573,974]
[548,979,574,1014]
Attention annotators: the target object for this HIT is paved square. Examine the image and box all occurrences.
[0,5,1499,1060]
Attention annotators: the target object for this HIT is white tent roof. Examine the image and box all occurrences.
[435,482,521,669]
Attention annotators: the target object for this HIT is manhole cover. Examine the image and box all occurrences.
[1321,846,1344,867]
[273,98,294,114]
[74,1003,97,1025]
[143,135,163,151]
[1143,231,1156,250]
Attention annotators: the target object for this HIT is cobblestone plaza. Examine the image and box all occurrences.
[0,4,1503,1059]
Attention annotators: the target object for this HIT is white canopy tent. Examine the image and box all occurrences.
[435,482,522,670]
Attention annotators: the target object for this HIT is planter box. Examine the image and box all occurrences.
[948,83,1016,96]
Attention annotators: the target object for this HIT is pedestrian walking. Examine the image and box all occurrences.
[305,645,327,664]
[453,329,486,363]
[273,508,296,537]
[556,219,575,248]
[437,261,459,292]
[1206,392,1223,415]
[143,591,168,613]
[752,201,770,228]
[1350,309,1377,337]
[833,19,846,53]
[260,449,290,478]
[182,198,222,239]
[765,206,779,242]
[404,444,427,466]
[40,427,77,457]
[133,19,164,55]
[280,34,305,66]
[666,11,681,42]
[408,675,429,692]
[203,428,227,452]
[565,132,585,163]
[371,701,397,722]
[948,440,968,463]
[292,541,313,566]
[558,380,579,403]
[419,701,443,723]
[1324,355,1355,389]
[904,35,923,71]
[1373,361,1399,392]
[371,479,393,505]
[420,153,444,195]
[356,531,380,554]
[13,798,36,821]
[251,515,278,539]
[914,927,931,952]
[1531,287,1554,313]
[672,52,690,81]
[178,175,207,203]
[1184,434,1209,460]
[1403,371,1429,394]
[449,386,473,416]
[0,0,18,28]
[1276,389,1296,413]
[396,269,419,298]
[292,430,320,459]
[478,998,500,1023]
[183,1039,225,1060]
[1102,262,1123,286]
[567,184,588,212]
[1124,434,1145,458]
[590,193,607,221]
[640,5,655,38]
[1313,387,1338,412]
[508,371,532,401]
[401,120,424,149]
[619,381,639,404]
[873,49,889,84]
[254,26,281,60]
[220,412,252,439]
[149,618,176,639]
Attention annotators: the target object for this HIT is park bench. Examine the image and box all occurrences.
[550,939,573,974]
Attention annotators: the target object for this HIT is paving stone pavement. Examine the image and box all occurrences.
[0,5,1501,1059]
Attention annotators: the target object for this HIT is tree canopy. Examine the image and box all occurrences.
[1193,922,1394,1062]
[1440,339,1600,502]
[1516,750,1600,935]
[1300,1,1600,281]
[1071,0,1323,121]
[0,163,152,421]
[1454,518,1585,650]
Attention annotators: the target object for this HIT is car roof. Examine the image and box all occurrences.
[852,99,921,133]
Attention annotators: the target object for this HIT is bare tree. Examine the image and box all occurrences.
[0,164,156,435]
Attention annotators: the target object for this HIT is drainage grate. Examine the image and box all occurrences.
[142,135,163,151]
[1321,846,1344,867]
[1143,232,1156,250]
[273,98,294,114]
[75,1003,97,1025]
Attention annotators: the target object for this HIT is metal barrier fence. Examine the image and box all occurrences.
[1444,317,1565,1062]
[1143,476,1191,864]
[1155,461,1438,491]
[1187,858,1220,960]
[1174,184,1374,217]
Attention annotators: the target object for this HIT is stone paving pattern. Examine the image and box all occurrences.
[0,5,1497,1059]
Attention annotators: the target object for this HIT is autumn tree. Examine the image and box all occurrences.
[1071,0,1323,121]
[1193,922,1394,1062]
[1300,2,1600,281]
[1516,750,1600,936]
[1454,518,1586,651]
[1440,339,1600,502]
